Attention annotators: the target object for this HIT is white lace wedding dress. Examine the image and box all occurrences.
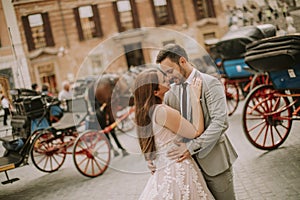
[139,107,215,200]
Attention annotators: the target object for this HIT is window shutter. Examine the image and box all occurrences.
[92,5,103,37]
[166,0,176,24]
[193,0,200,20]
[42,13,55,47]
[206,0,216,17]
[73,8,84,41]
[150,0,158,26]
[130,0,140,28]
[22,16,35,51]
[112,2,122,32]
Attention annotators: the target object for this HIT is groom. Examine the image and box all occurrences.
[155,44,238,199]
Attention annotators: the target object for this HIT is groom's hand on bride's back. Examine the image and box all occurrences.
[167,141,191,162]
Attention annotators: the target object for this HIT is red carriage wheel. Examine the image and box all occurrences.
[242,85,293,150]
[224,79,239,116]
[31,130,66,172]
[73,130,111,177]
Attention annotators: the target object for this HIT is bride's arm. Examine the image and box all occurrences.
[155,105,203,139]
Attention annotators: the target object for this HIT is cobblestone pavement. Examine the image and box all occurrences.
[0,100,299,200]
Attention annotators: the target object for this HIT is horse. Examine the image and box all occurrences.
[85,66,147,157]
[86,73,132,157]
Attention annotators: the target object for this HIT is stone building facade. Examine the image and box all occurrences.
[7,0,235,94]
[0,0,31,97]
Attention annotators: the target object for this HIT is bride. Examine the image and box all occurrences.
[134,68,214,200]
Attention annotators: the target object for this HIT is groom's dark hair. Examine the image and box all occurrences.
[156,43,189,64]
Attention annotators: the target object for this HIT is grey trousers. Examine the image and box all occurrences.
[202,167,236,200]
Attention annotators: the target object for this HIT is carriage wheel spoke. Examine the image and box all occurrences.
[82,137,91,149]
[272,97,280,111]
[263,98,271,113]
[93,141,107,152]
[84,159,91,173]
[270,126,275,146]
[94,159,103,172]
[42,156,50,170]
[274,126,284,140]
[51,154,62,168]
[262,125,270,146]
[255,97,267,113]
[76,142,86,151]
[78,156,89,166]
[245,115,264,120]
[36,154,47,165]
[248,120,266,132]
[91,159,95,175]
[253,124,267,142]
[94,154,109,164]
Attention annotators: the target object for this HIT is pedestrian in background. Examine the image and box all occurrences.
[31,83,40,92]
[1,95,11,126]
[58,81,73,101]
[58,81,73,111]
[41,83,54,97]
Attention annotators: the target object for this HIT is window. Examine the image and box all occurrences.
[74,5,103,41]
[41,74,57,94]
[22,13,55,51]
[124,42,145,69]
[113,0,140,32]
[193,0,216,20]
[151,0,175,26]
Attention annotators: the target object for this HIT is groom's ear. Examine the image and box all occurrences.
[153,90,159,97]
[179,56,186,65]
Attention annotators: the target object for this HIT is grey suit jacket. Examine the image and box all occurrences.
[164,70,238,176]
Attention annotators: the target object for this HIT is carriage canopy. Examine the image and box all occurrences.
[215,24,276,60]
[245,34,300,72]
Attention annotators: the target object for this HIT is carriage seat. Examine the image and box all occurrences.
[0,151,23,184]
[0,152,22,173]
[11,115,29,129]
[51,97,88,130]
[51,112,86,130]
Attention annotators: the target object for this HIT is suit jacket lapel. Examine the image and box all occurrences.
[168,84,180,111]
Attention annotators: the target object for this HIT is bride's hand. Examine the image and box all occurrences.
[190,77,202,100]
[147,160,156,175]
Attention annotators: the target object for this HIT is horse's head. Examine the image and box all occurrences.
[113,66,147,108]
[94,67,146,121]
[94,73,132,117]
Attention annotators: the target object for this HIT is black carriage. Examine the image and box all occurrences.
[0,88,113,184]
[0,89,58,184]
[215,24,276,115]
[242,34,300,150]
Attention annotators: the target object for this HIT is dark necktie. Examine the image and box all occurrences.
[182,83,188,119]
